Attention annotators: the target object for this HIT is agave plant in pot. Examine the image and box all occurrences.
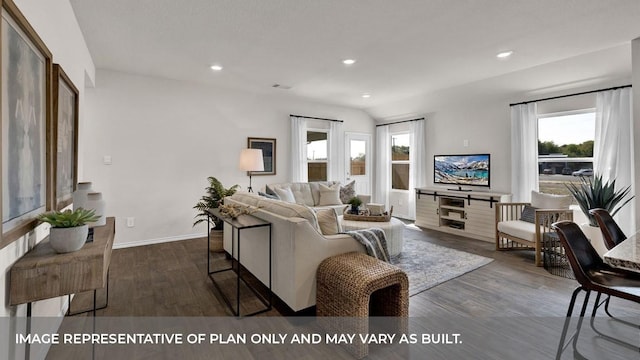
[193,177,239,252]
[38,208,100,253]
[565,174,634,256]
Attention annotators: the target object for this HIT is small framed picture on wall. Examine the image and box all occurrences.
[247,137,276,175]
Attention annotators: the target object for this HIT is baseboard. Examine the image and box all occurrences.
[113,233,206,249]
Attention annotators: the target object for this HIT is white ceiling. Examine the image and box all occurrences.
[69,0,640,113]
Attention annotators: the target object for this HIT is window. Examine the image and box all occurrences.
[391,133,410,190]
[307,131,328,181]
[350,140,366,176]
[538,111,595,196]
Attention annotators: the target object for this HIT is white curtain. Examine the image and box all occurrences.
[594,88,635,235]
[408,119,427,220]
[328,121,343,182]
[375,126,390,206]
[510,103,538,202]
[290,116,308,182]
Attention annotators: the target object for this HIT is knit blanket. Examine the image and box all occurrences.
[344,228,390,262]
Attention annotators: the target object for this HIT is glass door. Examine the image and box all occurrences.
[345,133,371,196]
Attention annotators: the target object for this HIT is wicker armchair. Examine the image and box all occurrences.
[495,195,573,266]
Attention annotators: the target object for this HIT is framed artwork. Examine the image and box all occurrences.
[247,137,276,176]
[1,0,53,248]
[52,64,78,210]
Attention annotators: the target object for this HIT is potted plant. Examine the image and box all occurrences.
[193,177,239,251]
[38,208,99,253]
[348,196,363,215]
[565,174,634,254]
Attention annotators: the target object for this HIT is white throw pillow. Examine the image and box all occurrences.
[316,208,342,235]
[274,187,296,203]
[530,190,572,209]
[318,184,342,206]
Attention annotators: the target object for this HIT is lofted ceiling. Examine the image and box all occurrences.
[69,0,640,112]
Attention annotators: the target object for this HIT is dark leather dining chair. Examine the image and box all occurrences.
[589,208,627,250]
[551,221,640,359]
[588,208,630,322]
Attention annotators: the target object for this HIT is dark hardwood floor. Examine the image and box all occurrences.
[78,224,640,318]
[52,223,640,359]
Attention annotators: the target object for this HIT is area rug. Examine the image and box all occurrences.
[390,226,494,296]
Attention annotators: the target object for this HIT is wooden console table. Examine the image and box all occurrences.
[10,217,115,306]
[9,217,115,360]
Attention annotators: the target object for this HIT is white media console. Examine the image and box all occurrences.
[415,187,511,242]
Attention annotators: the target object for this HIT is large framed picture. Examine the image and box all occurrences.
[247,137,276,175]
[1,0,52,248]
[52,64,78,210]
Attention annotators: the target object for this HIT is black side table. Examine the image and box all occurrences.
[207,209,272,317]
[542,232,575,279]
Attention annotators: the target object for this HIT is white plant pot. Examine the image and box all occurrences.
[580,223,607,258]
[85,192,106,227]
[49,225,89,253]
[73,182,93,211]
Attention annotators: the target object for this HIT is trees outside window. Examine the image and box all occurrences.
[538,111,595,196]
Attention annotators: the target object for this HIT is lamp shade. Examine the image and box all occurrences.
[239,149,264,172]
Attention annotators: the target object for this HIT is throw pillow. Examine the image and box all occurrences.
[316,208,342,235]
[340,180,356,204]
[318,184,342,206]
[258,191,279,200]
[274,187,296,203]
[530,190,572,209]
[520,205,537,224]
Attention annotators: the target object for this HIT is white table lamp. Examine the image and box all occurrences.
[239,148,264,192]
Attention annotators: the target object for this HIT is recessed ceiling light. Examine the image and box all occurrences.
[496,51,513,59]
[362,93,371,98]
[210,65,223,71]
[342,59,356,65]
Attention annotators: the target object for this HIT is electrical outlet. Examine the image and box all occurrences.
[398,199,403,205]
[126,217,135,227]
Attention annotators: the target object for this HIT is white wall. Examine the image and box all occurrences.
[369,75,632,219]
[374,93,513,218]
[82,69,375,247]
[1,1,94,359]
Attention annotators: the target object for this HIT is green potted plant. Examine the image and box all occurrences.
[565,174,634,254]
[565,174,633,226]
[348,196,363,214]
[193,177,239,251]
[38,208,100,253]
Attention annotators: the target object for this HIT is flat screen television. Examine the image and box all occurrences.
[434,154,490,189]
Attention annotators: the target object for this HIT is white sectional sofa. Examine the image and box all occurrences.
[223,187,367,312]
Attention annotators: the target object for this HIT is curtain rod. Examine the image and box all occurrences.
[290,114,344,123]
[510,84,632,107]
[376,117,425,127]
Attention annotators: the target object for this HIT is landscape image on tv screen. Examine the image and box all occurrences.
[434,154,490,187]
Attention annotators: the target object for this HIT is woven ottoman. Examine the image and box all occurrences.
[316,252,409,358]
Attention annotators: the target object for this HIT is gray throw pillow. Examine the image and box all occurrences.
[520,205,537,223]
[340,180,356,204]
[258,191,279,200]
